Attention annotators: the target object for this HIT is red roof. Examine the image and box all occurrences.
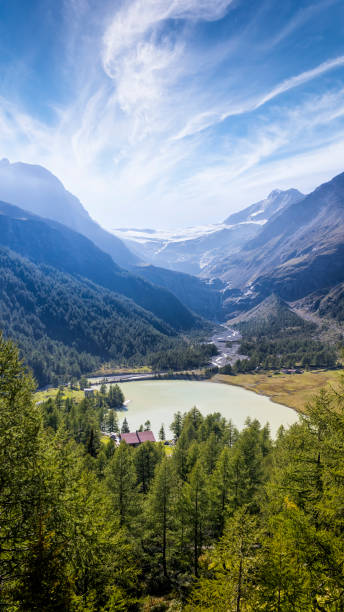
[120,432,140,445]
[137,430,156,443]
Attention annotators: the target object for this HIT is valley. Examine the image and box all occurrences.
[0,161,342,393]
[209,324,243,368]
[0,161,343,612]
[3,6,344,609]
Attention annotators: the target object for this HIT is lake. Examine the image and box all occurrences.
[100,379,298,438]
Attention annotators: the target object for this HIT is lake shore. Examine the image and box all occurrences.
[116,379,297,438]
[213,369,344,413]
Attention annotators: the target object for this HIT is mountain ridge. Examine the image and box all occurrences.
[0,199,200,331]
[0,159,138,268]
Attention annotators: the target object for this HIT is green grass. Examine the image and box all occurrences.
[90,365,152,376]
[214,369,344,413]
[34,387,84,404]
[164,445,174,456]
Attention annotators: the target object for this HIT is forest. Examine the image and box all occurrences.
[0,249,212,387]
[234,312,338,372]
[2,333,344,610]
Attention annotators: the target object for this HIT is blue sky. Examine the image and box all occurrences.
[0,0,344,228]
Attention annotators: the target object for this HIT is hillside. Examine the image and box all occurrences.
[0,200,200,332]
[227,293,305,327]
[293,282,344,323]
[217,172,344,316]
[0,159,138,267]
[223,188,304,224]
[228,293,337,372]
[114,189,303,276]
[0,248,180,386]
[131,263,223,319]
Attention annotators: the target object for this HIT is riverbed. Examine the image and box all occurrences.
[98,379,298,438]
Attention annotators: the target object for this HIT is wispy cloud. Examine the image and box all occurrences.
[0,0,343,228]
[174,55,344,140]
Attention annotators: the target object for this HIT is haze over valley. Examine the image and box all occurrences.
[1,1,344,609]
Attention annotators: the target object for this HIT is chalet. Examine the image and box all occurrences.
[120,430,156,446]
[84,387,94,397]
[137,430,156,443]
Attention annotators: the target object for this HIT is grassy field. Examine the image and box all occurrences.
[34,387,85,404]
[214,369,344,413]
[90,365,152,376]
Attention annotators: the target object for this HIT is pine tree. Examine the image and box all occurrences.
[187,508,262,611]
[159,424,166,441]
[171,411,183,441]
[0,334,40,603]
[134,441,163,493]
[227,419,265,513]
[105,442,139,528]
[209,446,232,535]
[202,431,221,474]
[145,456,176,578]
[121,417,130,433]
[183,459,208,577]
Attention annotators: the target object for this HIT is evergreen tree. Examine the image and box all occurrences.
[107,409,119,433]
[79,376,89,390]
[209,446,232,535]
[187,508,262,611]
[134,441,163,493]
[0,335,40,604]
[105,442,139,528]
[183,459,208,577]
[121,417,130,433]
[159,424,166,441]
[171,411,183,441]
[145,457,176,578]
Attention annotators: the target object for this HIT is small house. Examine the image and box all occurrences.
[84,388,94,397]
[120,430,156,446]
[137,430,156,443]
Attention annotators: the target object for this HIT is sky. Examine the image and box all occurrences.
[0,0,344,229]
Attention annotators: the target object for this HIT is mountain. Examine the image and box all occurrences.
[200,188,304,279]
[113,188,303,276]
[227,293,304,326]
[219,172,344,316]
[0,200,200,331]
[223,188,304,225]
[130,263,223,320]
[231,293,300,324]
[0,159,138,268]
[0,247,178,386]
[293,282,344,323]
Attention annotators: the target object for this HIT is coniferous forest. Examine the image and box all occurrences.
[0,249,214,387]
[2,2,344,610]
[2,333,344,611]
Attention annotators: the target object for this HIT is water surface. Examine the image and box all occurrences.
[103,380,297,438]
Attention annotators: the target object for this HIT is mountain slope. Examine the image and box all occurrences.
[223,188,304,225]
[130,263,223,320]
[114,189,303,276]
[219,172,344,316]
[0,158,138,267]
[246,172,344,297]
[293,282,344,323]
[0,200,199,331]
[0,247,178,386]
[228,293,304,326]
